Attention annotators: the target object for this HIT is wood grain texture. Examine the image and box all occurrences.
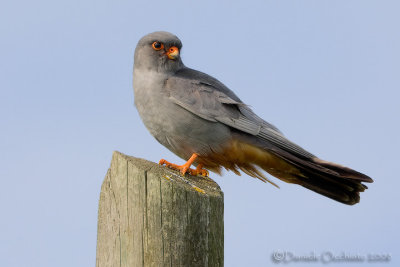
[96,151,224,267]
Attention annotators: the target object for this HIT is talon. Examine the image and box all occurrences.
[191,164,209,177]
[159,158,181,170]
[201,169,209,177]
[180,166,189,176]
[158,154,209,177]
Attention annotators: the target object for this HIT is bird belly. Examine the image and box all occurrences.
[198,139,302,184]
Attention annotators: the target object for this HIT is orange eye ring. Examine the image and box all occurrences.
[152,41,164,51]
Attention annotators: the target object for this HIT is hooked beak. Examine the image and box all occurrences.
[166,46,179,60]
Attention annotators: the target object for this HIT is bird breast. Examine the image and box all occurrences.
[133,68,232,159]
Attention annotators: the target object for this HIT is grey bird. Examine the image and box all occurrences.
[133,31,373,205]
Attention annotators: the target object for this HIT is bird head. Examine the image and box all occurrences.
[134,31,184,73]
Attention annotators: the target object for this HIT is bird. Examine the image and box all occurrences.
[133,31,373,205]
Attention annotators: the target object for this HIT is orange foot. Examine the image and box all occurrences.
[159,153,209,177]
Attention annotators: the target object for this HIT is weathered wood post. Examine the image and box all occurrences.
[96,151,224,267]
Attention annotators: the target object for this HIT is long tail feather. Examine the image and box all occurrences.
[268,151,373,205]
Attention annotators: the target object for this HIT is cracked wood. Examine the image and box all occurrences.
[96,151,224,267]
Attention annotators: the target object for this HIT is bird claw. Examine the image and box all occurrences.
[189,165,209,177]
[159,158,209,177]
[159,159,182,173]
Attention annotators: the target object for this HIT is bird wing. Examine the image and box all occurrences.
[165,68,315,159]
[165,68,373,205]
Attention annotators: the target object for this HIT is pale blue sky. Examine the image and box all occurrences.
[1,1,399,266]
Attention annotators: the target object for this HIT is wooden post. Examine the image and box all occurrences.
[96,151,224,267]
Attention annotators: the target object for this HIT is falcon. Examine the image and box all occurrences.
[133,31,373,205]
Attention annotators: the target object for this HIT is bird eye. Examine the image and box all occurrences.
[152,42,164,51]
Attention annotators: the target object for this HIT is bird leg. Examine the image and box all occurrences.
[159,153,209,177]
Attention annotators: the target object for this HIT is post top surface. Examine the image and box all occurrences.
[112,151,223,198]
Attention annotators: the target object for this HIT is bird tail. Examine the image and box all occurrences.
[199,140,373,205]
[261,151,374,205]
